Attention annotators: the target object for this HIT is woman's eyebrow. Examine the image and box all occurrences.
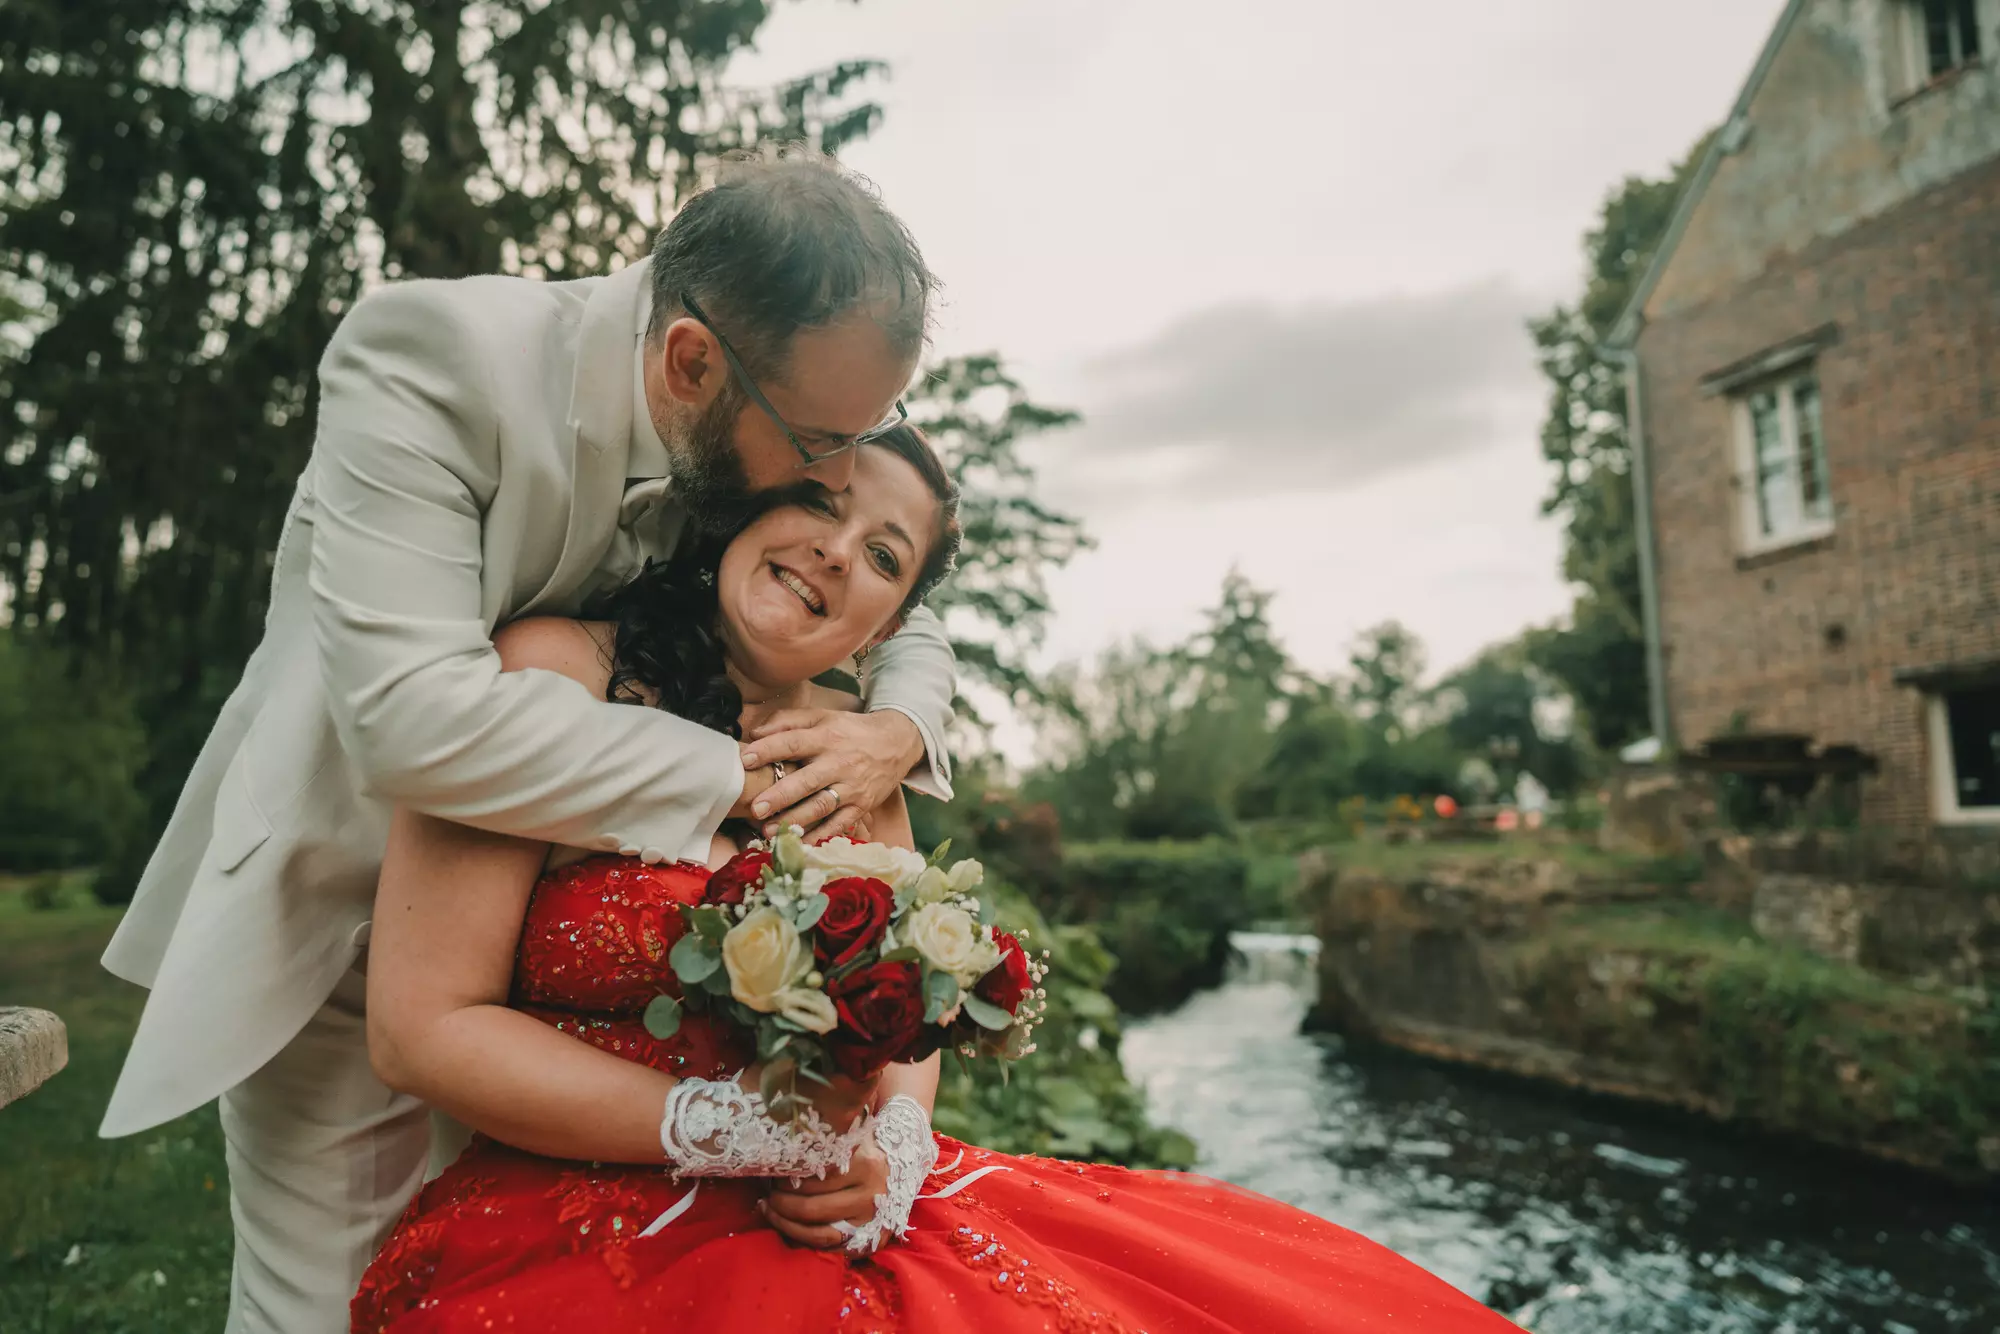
[882,520,915,551]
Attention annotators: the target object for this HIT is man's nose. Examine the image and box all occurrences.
[801,449,858,493]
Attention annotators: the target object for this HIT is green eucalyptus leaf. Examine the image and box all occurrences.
[688,905,731,943]
[793,892,829,932]
[669,933,720,984]
[876,946,921,966]
[642,995,682,1040]
[922,968,960,1025]
[960,994,1013,1031]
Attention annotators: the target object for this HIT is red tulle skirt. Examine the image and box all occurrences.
[353,1132,1520,1333]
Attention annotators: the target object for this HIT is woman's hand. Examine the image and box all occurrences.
[759,1142,889,1250]
[735,1065,877,1133]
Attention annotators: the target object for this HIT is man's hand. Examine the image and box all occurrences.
[759,1142,888,1250]
[739,710,923,841]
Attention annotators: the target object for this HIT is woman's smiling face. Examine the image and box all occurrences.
[716,443,939,693]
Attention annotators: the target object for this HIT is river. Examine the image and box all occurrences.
[1118,934,2000,1333]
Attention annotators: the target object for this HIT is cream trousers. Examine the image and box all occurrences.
[217,966,434,1334]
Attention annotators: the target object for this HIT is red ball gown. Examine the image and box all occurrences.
[353,855,1520,1333]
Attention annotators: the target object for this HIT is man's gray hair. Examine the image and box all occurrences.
[647,146,937,381]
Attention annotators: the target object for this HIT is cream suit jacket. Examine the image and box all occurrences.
[98,260,956,1136]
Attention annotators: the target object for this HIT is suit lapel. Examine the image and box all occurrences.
[523,261,653,614]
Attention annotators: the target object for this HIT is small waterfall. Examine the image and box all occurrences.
[1226,931,1320,993]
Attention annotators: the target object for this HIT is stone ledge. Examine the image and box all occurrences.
[0,1007,68,1109]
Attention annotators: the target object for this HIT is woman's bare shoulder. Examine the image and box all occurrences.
[493,617,616,695]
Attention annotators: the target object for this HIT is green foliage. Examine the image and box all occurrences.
[931,888,1195,1169]
[1526,134,1712,750]
[1525,902,1998,1176]
[1047,842,1273,1015]
[0,634,145,873]
[0,0,892,892]
[910,355,1090,711]
[1434,639,1586,797]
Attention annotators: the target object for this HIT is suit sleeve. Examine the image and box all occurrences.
[307,283,742,859]
[859,604,957,801]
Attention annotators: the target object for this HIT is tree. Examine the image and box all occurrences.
[1436,641,1584,798]
[911,354,1090,711]
[1526,133,1710,750]
[0,2,889,895]
[0,632,145,872]
[1344,620,1427,733]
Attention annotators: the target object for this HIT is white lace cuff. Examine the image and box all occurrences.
[660,1076,869,1181]
[836,1095,939,1255]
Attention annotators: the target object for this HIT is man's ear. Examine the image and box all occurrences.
[656,319,720,407]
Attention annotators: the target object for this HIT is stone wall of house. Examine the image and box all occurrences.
[1649,0,2000,319]
[1638,153,2000,830]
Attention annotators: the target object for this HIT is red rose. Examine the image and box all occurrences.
[704,850,770,906]
[812,877,895,969]
[974,931,1032,1014]
[825,960,926,1081]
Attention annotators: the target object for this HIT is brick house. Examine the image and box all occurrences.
[1610,0,2000,837]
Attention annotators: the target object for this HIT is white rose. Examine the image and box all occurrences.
[945,859,985,895]
[772,986,838,1035]
[902,903,1004,986]
[801,838,927,889]
[721,908,811,1013]
[910,865,951,905]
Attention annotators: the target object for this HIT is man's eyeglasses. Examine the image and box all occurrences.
[679,291,908,467]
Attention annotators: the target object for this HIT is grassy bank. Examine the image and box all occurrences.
[0,881,232,1333]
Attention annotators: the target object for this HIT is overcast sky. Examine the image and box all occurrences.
[731,0,1789,726]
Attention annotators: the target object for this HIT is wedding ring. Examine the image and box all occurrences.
[770,761,788,781]
[825,787,840,809]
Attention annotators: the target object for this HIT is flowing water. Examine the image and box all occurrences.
[1118,934,2000,1333]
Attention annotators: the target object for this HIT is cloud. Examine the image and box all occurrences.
[1052,280,1546,502]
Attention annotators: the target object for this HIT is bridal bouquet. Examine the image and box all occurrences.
[644,833,1047,1120]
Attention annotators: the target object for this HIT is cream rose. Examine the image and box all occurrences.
[801,838,927,890]
[772,986,838,1035]
[721,908,811,1013]
[901,903,1003,986]
[910,865,951,905]
[945,859,985,895]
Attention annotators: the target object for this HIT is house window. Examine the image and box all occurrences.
[1732,369,1832,551]
[1896,0,1985,93]
[1928,687,2000,824]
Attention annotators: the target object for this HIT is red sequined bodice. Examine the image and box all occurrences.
[510,855,753,1081]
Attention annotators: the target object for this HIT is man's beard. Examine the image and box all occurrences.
[664,384,760,537]
[661,384,821,536]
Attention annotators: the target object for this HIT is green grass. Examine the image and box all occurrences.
[1,883,233,1334]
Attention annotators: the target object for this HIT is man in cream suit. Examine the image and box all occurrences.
[98,151,957,1333]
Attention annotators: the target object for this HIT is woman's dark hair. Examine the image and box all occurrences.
[591,425,961,734]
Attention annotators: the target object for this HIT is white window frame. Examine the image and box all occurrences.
[1729,366,1834,557]
[1926,692,2000,826]
[1890,0,1994,100]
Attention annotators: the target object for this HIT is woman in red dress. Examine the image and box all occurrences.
[352,428,1520,1332]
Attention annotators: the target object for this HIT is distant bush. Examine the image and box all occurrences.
[1040,841,1284,1015]
[931,887,1195,1169]
[0,635,146,874]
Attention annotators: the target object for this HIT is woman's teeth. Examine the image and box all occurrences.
[773,565,825,615]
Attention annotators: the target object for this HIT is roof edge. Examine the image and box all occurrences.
[1605,0,1811,350]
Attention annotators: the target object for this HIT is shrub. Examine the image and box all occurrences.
[930,887,1195,1169]
[1043,841,1275,1015]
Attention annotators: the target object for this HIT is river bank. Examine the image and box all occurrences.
[1299,843,2000,1185]
[1125,956,2000,1333]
